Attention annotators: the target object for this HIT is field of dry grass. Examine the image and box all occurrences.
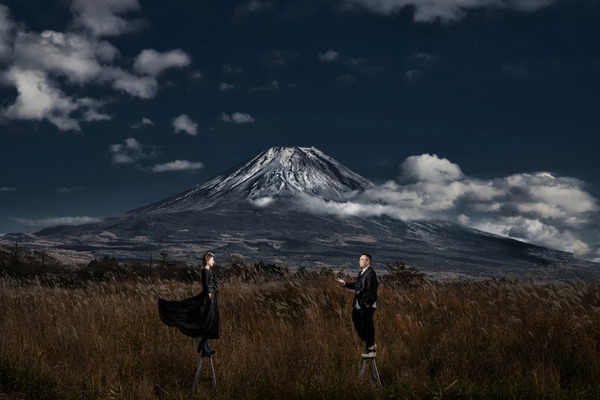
[1,265,600,399]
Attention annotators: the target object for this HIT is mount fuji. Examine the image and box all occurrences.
[5,146,599,280]
[130,146,373,214]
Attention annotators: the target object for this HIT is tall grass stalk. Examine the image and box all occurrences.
[1,274,600,399]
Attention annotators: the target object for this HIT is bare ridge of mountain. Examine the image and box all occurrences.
[14,146,599,280]
[131,146,374,214]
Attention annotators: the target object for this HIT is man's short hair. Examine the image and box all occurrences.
[361,253,372,263]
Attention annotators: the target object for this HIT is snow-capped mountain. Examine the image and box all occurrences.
[131,146,373,214]
[7,146,599,280]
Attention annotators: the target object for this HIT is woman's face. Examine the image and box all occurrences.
[206,256,215,267]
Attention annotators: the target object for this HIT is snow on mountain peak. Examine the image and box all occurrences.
[131,146,374,214]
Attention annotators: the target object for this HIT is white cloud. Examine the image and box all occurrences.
[249,80,280,92]
[108,137,159,164]
[0,20,162,130]
[70,0,144,37]
[2,69,60,121]
[0,17,198,124]
[0,2,188,132]
[172,114,198,135]
[151,160,204,173]
[572,240,589,258]
[400,153,464,183]
[593,249,600,264]
[131,117,154,129]
[471,217,579,255]
[133,49,191,76]
[249,197,275,208]
[503,173,596,217]
[296,196,428,220]
[319,50,340,62]
[57,186,85,194]
[14,216,102,228]
[405,69,422,82]
[342,0,557,22]
[82,108,111,122]
[219,82,235,91]
[102,67,158,98]
[291,153,599,259]
[220,112,255,124]
[1,67,110,131]
[1,187,16,192]
[12,30,118,84]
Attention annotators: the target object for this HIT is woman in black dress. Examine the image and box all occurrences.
[158,252,219,356]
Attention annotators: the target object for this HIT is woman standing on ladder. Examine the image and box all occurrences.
[158,252,219,356]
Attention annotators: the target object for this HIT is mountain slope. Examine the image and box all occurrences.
[15,146,598,280]
[130,146,373,214]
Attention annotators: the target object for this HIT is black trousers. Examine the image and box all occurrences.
[352,306,376,347]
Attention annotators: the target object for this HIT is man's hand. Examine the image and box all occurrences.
[335,278,345,285]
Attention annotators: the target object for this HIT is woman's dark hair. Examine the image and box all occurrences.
[202,252,215,266]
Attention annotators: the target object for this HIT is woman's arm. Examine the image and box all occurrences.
[202,268,212,299]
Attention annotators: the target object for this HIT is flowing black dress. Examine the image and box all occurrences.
[158,267,219,339]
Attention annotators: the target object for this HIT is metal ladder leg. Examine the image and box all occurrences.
[359,357,382,388]
[359,358,368,376]
[370,359,382,388]
[192,357,204,391]
[192,355,216,391]
[208,356,217,387]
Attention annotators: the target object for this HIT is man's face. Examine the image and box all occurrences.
[359,255,370,269]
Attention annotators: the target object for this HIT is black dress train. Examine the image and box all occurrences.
[158,267,219,339]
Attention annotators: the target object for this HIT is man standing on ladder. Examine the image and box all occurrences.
[336,253,378,358]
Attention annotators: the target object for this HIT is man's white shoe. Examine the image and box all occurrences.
[361,349,376,358]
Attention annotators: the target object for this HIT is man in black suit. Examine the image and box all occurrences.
[336,253,378,358]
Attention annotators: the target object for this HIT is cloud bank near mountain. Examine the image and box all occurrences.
[297,153,599,260]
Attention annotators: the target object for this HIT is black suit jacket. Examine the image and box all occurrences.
[343,266,378,308]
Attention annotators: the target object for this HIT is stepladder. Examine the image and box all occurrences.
[359,356,382,388]
[192,354,217,391]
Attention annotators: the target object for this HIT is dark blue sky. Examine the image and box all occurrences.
[1,0,599,262]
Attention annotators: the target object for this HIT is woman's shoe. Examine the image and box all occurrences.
[198,342,215,357]
[206,342,216,354]
[201,348,215,357]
